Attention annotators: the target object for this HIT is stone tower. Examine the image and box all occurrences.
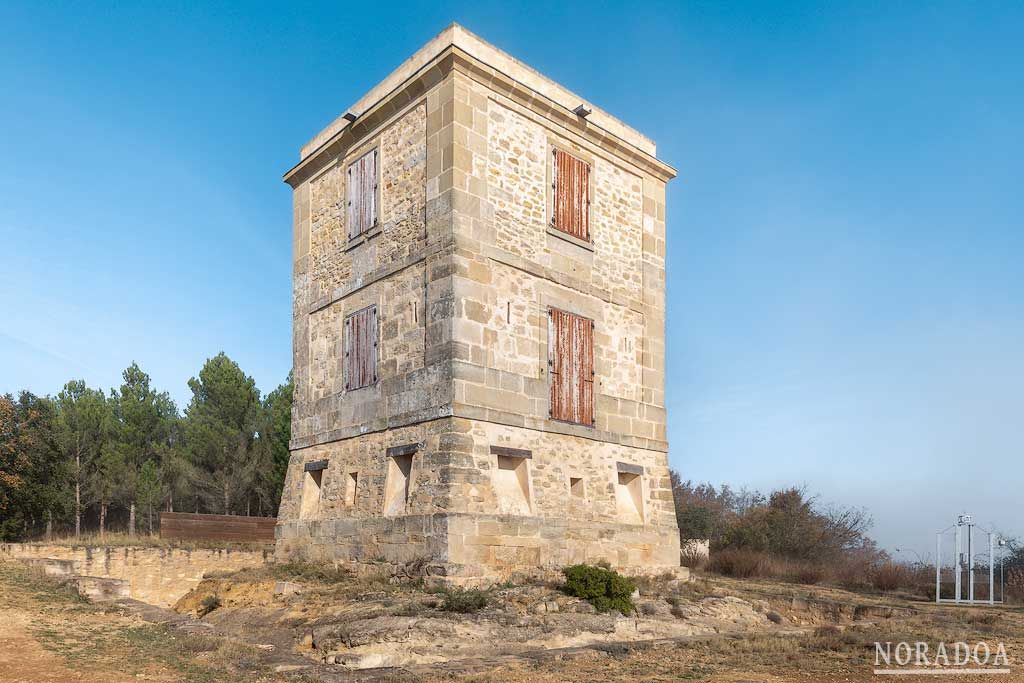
[276,24,679,583]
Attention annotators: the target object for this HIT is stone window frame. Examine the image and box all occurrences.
[614,461,647,525]
[299,459,329,520]
[568,475,587,501]
[343,470,359,508]
[489,445,534,515]
[546,140,595,251]
[343,140,383,251]
[382,443,419,516]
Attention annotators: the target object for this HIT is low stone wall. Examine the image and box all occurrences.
[0,543,271,607]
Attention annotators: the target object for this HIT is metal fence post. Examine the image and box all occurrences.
[954,520,961,603]
[989,532,995,605]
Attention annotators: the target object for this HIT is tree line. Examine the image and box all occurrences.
[0,353,292,541]
[670,475,1024,592]
[670,475,880,564]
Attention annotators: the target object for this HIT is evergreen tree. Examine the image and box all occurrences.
[107,363,177,535]
[53,381,110,538]
[16,393,67,539]
[87,446,123,539]
[252,373,293,515]
[183,353,260,514]
[159,439,195,514]
[136,459,162,534]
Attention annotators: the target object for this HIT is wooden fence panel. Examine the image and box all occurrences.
[159,512,276,544]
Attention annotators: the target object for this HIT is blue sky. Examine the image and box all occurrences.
[1,1,1021,554]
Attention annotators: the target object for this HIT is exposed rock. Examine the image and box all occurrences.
[637,599,672,617]
[273,581,302,597]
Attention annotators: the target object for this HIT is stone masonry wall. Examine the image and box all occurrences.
[279,419,455,522]
[308,103,427,305]
[307,261,426,424]
[451,259,647,421]
[378,103,428,266]
[275,514,451,570]
[485,97,644,308]
[281,45,677,583]
[286,413,649,534]
[446,513,680,579]
[0,543,270,607]
[446,72,667,451]
[278,415,679,579]
[309,164,348,296]
[292,77,455,450]
[454,421,675,526]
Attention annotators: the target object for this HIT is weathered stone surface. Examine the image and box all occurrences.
[278,27,678,582]
[0,543,269,607]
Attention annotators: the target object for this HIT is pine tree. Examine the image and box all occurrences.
[183,353,260,514]
[107,363,177,535]
[252,373,293,515]
[53,381,109,539]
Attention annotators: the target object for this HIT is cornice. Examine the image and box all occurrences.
[283,46,677,189]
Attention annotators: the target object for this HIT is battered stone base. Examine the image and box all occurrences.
[275,511,681,586]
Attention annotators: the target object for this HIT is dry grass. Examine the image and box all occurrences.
[208,559,352,584]
[439,587,490,613]
[204,558,431,604]
[871,561,910,591]
[1007,568,1024,602]
[708,548,773,578]
[429,602,1024,683]
[631,570,682,595]
[0,561,270,682]
[795,565,827,585]
[679,547,708,571]
[706,549,945,600]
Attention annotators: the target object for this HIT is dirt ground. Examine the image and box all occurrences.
[0,562,274,682]
[3,559,1024,683]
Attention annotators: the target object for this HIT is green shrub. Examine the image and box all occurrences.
[562,564,636,615]
[439,587,489,613]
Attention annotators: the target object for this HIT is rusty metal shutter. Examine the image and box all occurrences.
[548,308,594,426]
[552,149,590,242]
[345,305,377,390]
[346,149,378,239]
